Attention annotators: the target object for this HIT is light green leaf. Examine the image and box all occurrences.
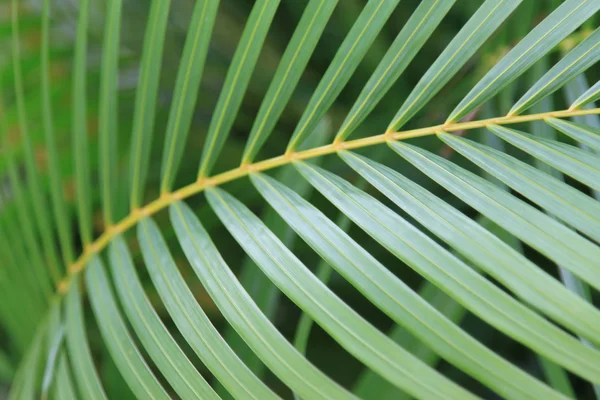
[295,159,600,383]
[562,74,600,143]
[221,122,331,387]
[207,187,477,400]
[286,0,400,151]
[72,0,93,245]
[198,0,280,178]
[292,249,336,355]
[98,0,122,225]
[137,218,279,400]
[41,305,64,399]
[85,256,170,400]
[290,170,361,364]
[448,0,600,122]
[488,124,600,191]
[341,149,600,341]
[217,122,331,393]
[8,320,45,400]
[356,205,530,398]
[65,278,107,400]
[11,0,61,285]
[510,27,600,115]
[335,0,454,141]
[242,0,337,163]
[545,117,600,152]
[108,235,219,400]
[561,75,600,400]
[251,172,560,399]
[538,357,577,399]
[390,140,600,304]
[160,0,219,193]
[353,280,467,400]
[0,209,46,346]
[570,79,600,109]
[0,253,39,359]
[41,0,74,265]
[52,355,79,400]
[128,0,171,208]
[528,67,577,397]
[171,200,356,400]
[529,57,564,178]
[221,168,307,381]
[0,143,52,306]
[388,0,521,130]
[440,133,600,243]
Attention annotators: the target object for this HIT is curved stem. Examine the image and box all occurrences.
[57,106,600,293]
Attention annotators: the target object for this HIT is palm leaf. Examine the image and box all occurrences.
[2,1,600,399]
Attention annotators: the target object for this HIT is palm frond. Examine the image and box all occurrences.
[2,0,600,399]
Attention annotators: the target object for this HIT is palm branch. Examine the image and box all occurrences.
[2,0,600,399]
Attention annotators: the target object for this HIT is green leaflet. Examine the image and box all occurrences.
[220,167,308,381]
[41,305,64,398]
[128,0,171,208]
[562,74,600,142]
[41,0,74,265]
[538,359,577,400]
[11,0,61,285]
[449,0,600,122]
[72,0,93,244]
[336,0,455,141]
[85,256,170,399]
[160,0,219,192]
[488,124,600,191]
[391,140,600,296]
[0,173,52,312]
[221,121,331,386]
[251,172,560,399]
[510,27,600,115]
[388,0,521,130]
[137,218,279,400]
[571,79,600,109]
[292,240,337,355]
[8,320,46,400]
[98,0,122,225]
[52,355,79,400]
[528,65,576,397]
[108,236,219,400]
[0,205,47,349]
[286,0,400,151]
[207,187,477,400]
[171,200,356,400]
[561,75,600,400]
[295,159,600,384]
[65,279,107,400]
[198,0,280,178]
[349,208,535,398]
[290,171,366,365]
[353,280,468,400]
[393,138,600,287]
[242,0,337,163]
[529,59,568,178]
[340,149,600,341]
[440,133,600,243]
[545,117,600,152]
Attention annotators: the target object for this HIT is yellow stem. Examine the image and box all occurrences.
[57,106,600,293]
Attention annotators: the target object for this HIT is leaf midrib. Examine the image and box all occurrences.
[58,106,600,294]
